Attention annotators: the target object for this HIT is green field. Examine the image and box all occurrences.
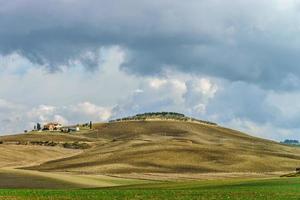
[1,177,300,200]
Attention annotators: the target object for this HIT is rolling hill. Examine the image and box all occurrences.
[1,113,300,179]
[0,118,296,175]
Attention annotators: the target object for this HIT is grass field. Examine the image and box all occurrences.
[1,177,300,200]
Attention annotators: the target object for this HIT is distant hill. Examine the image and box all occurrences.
[109,112,217,126]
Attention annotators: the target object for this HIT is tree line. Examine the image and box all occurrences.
[109,112,217,126]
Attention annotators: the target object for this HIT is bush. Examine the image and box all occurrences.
[62,142,90,149]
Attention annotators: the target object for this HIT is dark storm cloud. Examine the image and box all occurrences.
[1,0,300,88]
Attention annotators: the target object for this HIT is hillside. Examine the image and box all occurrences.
[0,144,81,168]
[8,120,298,175]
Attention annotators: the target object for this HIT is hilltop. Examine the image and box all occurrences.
[109,112,217,125]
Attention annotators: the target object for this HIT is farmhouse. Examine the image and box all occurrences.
[61,126,80,133]
[43,122,62,131]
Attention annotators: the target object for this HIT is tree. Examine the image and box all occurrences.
[89,121,92,129]
[37,123,41,131]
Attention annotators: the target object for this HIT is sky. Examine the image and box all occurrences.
[1,0,300,141]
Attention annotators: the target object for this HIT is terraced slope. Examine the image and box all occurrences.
[23,121,300,174]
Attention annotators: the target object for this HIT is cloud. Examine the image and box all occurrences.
[224,118,292,141]
[69,102,112,121]
[149,79,168,89]
[3,1,300,141]
[27,105,57,122]
[1,60,300,141]
[0,101,112,134]
[184,78,218,115]
[0,47,134,134]
[0,98,26,134]
[205,81,279,123]
[0,99,22,112]
[1,0,300,90]
[112,72,219,120]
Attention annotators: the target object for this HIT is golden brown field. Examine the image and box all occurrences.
[26,121,300,174]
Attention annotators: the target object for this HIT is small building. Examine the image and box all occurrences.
[61,126,80,133]
[69,126,80,132]
[43,122,63,131]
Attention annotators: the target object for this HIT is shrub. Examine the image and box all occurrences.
[62,142,90,149]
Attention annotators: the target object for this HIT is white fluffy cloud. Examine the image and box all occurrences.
[0,47,129,133]
[0,43,300,141]
[27,105,57,123]
[70,102,112,121]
